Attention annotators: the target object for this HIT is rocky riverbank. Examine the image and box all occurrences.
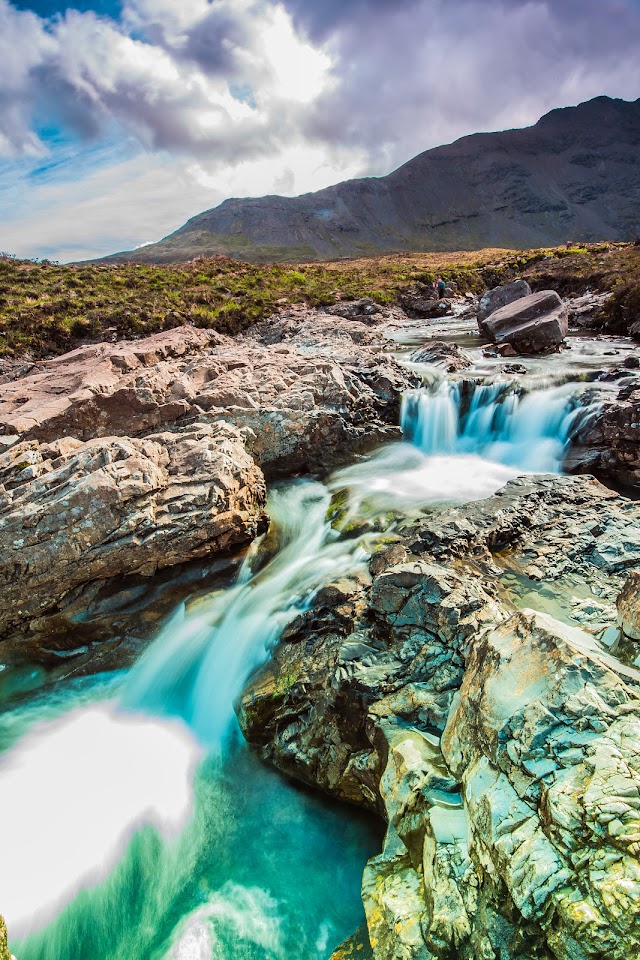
[0,313,417,666]
[240,474,640,960]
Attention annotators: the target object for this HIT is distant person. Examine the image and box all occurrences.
[437,277,446,298]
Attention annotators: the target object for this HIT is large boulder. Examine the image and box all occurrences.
[477,279,531,335]
[482,290,568,354]
[0,423,266,654]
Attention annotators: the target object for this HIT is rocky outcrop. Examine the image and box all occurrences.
[567,291,611,328]
[482,290,569,354]
[0,321,418,477]
[0,318,418,660]
[566,382,640,487]
[0,423,266,655]
[239,474,640,960]
[477,279,531,335]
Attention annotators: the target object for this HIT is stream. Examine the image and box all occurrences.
[0,313,630,959]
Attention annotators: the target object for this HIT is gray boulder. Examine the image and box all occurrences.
[483,289,568,354]
[477,279,531,334]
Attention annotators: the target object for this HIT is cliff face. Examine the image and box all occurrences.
[105,96,640,263]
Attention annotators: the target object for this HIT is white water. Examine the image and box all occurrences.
[123,480,369,748]
[402,379,600,473]
[0,702,200,938]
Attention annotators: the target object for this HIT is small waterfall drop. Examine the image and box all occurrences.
[122,480,368,750]
[402,379,599,473]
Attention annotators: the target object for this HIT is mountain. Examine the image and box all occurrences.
[104,96,640,264]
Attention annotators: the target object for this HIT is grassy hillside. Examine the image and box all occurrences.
[0,242,638,360]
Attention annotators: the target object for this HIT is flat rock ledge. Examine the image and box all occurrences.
[239,474,640,960]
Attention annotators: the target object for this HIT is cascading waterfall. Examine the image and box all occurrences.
[123,479,369,748]
[402,379,600,472]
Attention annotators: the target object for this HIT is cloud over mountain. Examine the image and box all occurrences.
[1,0,639,260]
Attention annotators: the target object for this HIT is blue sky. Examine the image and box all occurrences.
[2,0,640,262]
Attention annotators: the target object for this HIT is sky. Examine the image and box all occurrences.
[1,0,640,262]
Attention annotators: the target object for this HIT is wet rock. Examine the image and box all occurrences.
[618,571,640,640]
[501,363,527,375]
[240,474,640,960]
[409,340,472,373]
[477,279,531,335]
[400,287,452,319]
[482,290,569,355]
[325,298,382,320]
[567,385,640,488]
[0,423,266,651]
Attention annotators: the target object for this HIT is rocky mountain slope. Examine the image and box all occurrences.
[104,96,640,264]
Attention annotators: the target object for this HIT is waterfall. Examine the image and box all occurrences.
[122,480,368,750]
[402,380,599,473]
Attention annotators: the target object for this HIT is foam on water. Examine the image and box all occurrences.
[330,445,519,514]
[0,703,201,938]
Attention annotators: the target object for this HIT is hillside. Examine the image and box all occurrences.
[102,96,640,264]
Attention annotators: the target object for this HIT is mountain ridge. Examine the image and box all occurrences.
[100,95,640,264]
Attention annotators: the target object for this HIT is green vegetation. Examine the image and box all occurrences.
[1,241,638,359]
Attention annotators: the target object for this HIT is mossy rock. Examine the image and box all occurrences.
[330,924,374,960]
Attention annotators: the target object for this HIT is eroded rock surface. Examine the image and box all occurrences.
[0,422,266,654]
[409,341,472,373]
[567,382,640,488]
[618,570,640,641]
[240,475,640,960]
[0,321,417,476]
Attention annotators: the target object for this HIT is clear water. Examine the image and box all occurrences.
[0,482,379,960]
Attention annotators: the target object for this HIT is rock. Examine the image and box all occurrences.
[630,320,640,340]
[495,342,517,357]
[567,291,611,329]
[0,321,418,479]
[400,288,452,319]
[618,571,640,640]
[409,340,472,373]
[477,280,531,334]
[501,363,527,375]
[567,385,640,488]
[482,290,568,354]
[0,423,266,652]
[325,298,382,320]
[239,474,640,960]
